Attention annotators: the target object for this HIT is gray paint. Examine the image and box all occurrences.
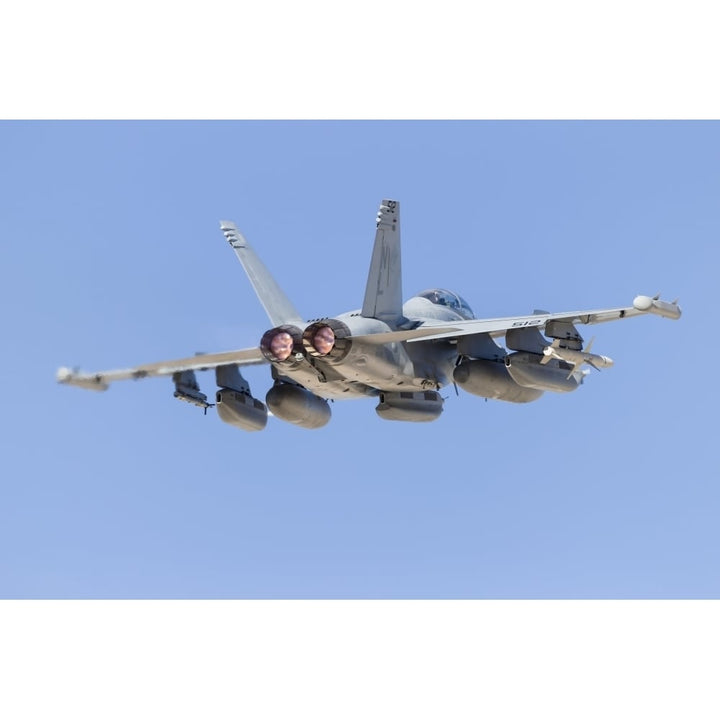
[454,359,543,403]
[57,200,682,431]
[505,352,583,393]
[375,390,444,423]
[361,199,403,326]
[220,221,304,328]
[172,370,211,409]
[265,383,331,429]
[215,389,268,432]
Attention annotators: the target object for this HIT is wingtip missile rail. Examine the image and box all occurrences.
[56,367,109,392]
[633,294,682,320]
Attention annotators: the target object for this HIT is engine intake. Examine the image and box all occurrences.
[302,319,352,363]
[260,325,304,364]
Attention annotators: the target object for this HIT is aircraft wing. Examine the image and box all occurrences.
[57,347,267,391]
[407,295,682,343]
[353,295,681,346]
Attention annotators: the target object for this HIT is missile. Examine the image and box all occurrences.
[505,352,584,392]
[540,339,613,377]
[633,294,682,320]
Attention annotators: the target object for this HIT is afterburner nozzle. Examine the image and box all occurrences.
[302,319,352,363]
[311,325,336,356]
[270,332,295,361]
[260,325,304,363]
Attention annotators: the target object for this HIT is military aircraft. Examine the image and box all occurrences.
[57,199,681,430]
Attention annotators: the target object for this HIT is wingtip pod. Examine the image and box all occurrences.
[56,367,109,391]
[633,295,682,320]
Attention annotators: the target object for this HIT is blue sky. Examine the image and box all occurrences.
[1,120,718,599]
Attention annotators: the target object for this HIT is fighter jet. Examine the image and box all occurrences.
[57,199,682,430]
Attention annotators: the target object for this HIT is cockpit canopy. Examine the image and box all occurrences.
[416,289,475,320]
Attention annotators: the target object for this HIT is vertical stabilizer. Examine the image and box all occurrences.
[361,199,404,326]
[220,221,305,327]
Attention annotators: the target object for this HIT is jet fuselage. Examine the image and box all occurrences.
[269,297,466,400]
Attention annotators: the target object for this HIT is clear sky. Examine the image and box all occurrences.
[1,120,718,599]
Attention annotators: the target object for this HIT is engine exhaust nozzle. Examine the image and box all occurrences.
[260,325,304,364]
[302,319,352,363]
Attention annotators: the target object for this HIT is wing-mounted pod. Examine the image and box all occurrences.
[302,319,352,364]
[540,319,613,378]
[502,315,582,392]
[453,332,542,403]
[633,294,682,320]
[260,325,305,365]
[454,360,544,403]
[215,364,268,432]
